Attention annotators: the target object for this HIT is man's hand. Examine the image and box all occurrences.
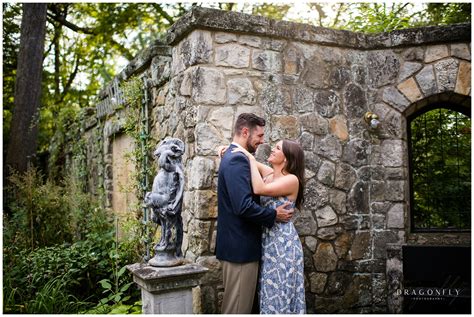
[275,201,294,223]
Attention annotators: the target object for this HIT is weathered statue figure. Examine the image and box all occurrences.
[144,137,185,267]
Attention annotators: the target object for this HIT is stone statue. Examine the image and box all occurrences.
[144,137,185,267]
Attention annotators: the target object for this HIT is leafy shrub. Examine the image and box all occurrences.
[4,167,103,250]
[4,229,111,312]
[4,212,144,313]
[3,167,144,314]
[85,217,144,314]
[5,168,65,250]
[24,276,91,314]
[84,265,141,314]
[4,225,143,313]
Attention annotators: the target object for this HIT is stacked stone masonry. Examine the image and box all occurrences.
[86,8,471,313]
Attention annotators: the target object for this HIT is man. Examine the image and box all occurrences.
[216,113,294,314]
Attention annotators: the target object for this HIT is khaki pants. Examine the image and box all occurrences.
[221,260,259,314]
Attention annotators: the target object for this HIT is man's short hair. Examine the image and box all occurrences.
[233,113,266,136]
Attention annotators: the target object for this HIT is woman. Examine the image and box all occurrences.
[219,140,306,314]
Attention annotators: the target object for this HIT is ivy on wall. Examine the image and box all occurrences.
[120,76,157,260]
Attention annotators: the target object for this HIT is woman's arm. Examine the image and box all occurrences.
[248,156,298,197]
[233,148,298,198]
[255,160,273,179]
[219,145,273,177]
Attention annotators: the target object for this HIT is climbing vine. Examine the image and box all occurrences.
[120,76,157,260]
[121,77,155,197]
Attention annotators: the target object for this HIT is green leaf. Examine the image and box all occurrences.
[99,279,112,290]
[120,282,133,293]
[110,304,131,314]
[99,297,109,305]
[113,293,122,302]
[122,295,131,302]
[117,266,127,278]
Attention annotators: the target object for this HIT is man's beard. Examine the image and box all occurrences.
[246,139,257,154]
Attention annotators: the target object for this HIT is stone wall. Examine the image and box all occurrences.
[83,44,172,210]
[85,7,471,313]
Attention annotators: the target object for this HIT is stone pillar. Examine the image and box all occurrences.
[127,263,208,314]
[386,243,403,313]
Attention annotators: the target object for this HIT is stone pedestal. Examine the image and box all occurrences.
[127,262,208,314]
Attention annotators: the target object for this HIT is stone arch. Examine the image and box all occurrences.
[388,49,471,238]
[381,52,471,116]
[404,91,471,118]
[402,91,471,238]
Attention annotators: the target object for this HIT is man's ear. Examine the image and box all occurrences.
[241,127,249,137]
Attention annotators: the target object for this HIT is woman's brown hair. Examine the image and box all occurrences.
[282,140,305,209]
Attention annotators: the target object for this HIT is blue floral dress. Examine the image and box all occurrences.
[259,196,306,314]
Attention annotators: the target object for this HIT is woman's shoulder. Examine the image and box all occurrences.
[266,173,298,186]
[281,173,299,184]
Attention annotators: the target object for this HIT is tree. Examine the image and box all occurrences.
[250,3,291,20]
[425,3,471,25]
[342,3,424,33]
[5,3,47,175]
[284,3,471,33]
[342,3,471,33]
[2,4,21,156]
[3,3,181,179]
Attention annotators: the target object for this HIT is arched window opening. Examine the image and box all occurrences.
[408,106,471,232]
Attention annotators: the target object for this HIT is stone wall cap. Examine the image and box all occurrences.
[369,22,471,49]
[127,262,209,281]
[165,6,363,47]
[165,6,471,49]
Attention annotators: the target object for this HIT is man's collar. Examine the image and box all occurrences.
[231,142,256,155]
[231,142,245,150]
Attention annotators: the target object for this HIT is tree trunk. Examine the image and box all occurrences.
[5,3,47,174]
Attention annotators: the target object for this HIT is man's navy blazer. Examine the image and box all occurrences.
[216,144,276,263]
